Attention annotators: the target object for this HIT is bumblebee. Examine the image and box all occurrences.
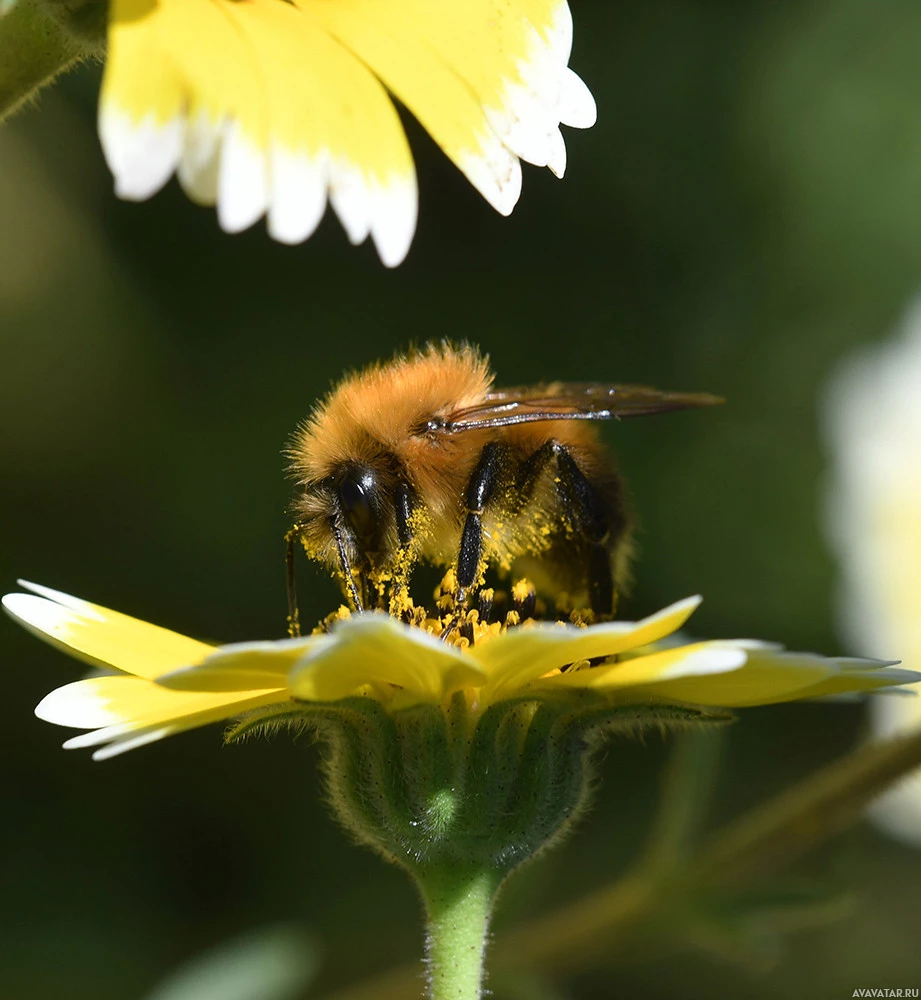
[286,344,719,630]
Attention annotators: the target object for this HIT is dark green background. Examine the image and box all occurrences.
[2,0,920,996]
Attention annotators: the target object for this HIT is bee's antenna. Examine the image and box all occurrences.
[285,525,304,637]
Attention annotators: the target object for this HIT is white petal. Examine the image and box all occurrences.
[544,0,574,64]
[178,112,223,206]
[99,106,184,201]
[328,159,372,245]
[657,646,747,680]
[369,175,418,268]
[546,127,567,178]
[36,680,124,729]
[4,592,92,637]
[217,121,269,234]
[559,69,597,129]
[2,593,113,671]
[267,147,329,245]
[92,728,175,761]
[485,101,555,169]
[15,580,104,615]
[459,140,523,217]
[63,726,132,750]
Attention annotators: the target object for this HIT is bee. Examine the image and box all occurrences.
[285,343,720,632]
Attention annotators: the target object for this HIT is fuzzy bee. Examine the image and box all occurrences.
[285,344,719,631]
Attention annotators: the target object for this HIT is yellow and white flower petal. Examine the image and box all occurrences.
[35,675,286,760]
[97,0,186,200]
[289,614,487,704]
[547,640,751,694]
[543,642,918,708]
[2,582,213,679]
[12,579,919,758]
[791,660,918,702]
[304,0,594,209]
[158,637,332,693]
[102,0,417,267]
[476,595,703,701]
[624,647,872,708]
[225,0,418,265]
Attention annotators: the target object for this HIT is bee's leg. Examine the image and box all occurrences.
[389,480,416,615]
[331,519,364,612]
[285,524,304,638]
[517,441,618,617]
[456,442,507,610]
[553,447,618,616]
[513,440,559,505]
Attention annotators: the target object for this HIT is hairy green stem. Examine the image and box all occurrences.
[0,0,92,123]
[317,728,921,1000]
[421,869,501,1000]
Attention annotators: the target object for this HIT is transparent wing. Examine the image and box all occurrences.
[422,383,723,434]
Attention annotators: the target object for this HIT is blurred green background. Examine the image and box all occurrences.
[3,0,921,996]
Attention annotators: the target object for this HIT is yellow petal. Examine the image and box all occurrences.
[547,640,751,692]
[476,596,702,702]
[3,582,214,679]
[764,658,918,703]
[556,642,843,707]
[158,637,328,692]
[304,0,587,213]
[290,614,486,704]
[642,648,838,707]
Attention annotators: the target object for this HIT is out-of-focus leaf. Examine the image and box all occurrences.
[493,969,573,1000]
[142,923,319,1000]
[642,729,726,872]
[693,729,921,883]
[681,881,853,971]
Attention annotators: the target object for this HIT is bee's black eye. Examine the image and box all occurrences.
[339,470,378,546]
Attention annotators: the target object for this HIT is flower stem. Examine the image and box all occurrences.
[421,868,501,1000]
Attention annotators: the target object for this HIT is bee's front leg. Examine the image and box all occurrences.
[389,479,417,616]
[285,524,305,638]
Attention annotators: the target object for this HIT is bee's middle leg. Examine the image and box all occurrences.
[516,440,618,616]
[456,442,508,606]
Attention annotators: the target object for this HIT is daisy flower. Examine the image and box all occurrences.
[4,581,913,761]
[825,296,921,847]
[100,0,597,266]
[7,579,916,999]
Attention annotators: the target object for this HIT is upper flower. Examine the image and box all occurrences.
[4,581,915,760]
[100,0,597,266]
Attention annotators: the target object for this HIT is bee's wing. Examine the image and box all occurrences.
[430,383,723,433]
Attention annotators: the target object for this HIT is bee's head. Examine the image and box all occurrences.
[294,459,399,570]
[333,463,393,556]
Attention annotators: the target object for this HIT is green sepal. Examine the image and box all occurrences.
[228,694,732,882]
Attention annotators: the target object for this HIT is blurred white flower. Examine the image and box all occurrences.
[825,297,921,847]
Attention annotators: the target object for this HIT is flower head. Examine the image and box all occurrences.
[99,0,596,266]
[4,580,915,761]
[825,296,921,846]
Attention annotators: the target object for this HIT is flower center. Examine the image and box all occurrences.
[313,572,596,650]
